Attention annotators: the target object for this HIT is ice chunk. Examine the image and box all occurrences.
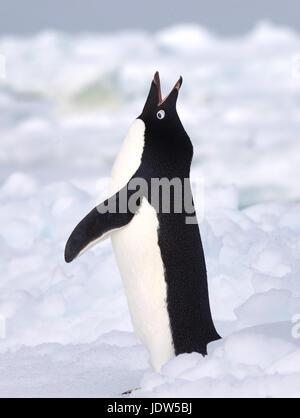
[1,172,38,198]
[235,289,294,327]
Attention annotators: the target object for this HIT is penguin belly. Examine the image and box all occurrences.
[111,198,175,372]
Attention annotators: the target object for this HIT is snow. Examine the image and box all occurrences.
[0,21,300,397]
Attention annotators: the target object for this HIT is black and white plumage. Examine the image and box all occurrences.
[65,72,220,371]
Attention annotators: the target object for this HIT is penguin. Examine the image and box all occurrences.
[65,72,221,372]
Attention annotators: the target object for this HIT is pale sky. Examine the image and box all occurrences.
[0,0,300,35]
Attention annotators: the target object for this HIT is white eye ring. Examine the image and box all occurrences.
[156,110,165,120]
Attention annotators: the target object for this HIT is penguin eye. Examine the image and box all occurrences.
[156,110,165,120]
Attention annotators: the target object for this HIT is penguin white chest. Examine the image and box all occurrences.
[109,119,175,371]
[109,118,145,195]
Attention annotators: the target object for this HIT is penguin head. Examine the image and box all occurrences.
[138,72,190,146]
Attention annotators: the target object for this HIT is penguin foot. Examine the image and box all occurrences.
[121,387,141,396]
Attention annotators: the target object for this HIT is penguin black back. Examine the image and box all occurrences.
[134,72,221,355]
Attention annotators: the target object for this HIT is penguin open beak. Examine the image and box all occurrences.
[141,71,183,115]
[153,71,182,106]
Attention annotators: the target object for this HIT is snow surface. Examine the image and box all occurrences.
[0,22,300,398]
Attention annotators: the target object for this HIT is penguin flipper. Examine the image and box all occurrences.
[64,188,135,263]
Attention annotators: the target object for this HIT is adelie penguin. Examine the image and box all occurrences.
[65,72,221,372]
